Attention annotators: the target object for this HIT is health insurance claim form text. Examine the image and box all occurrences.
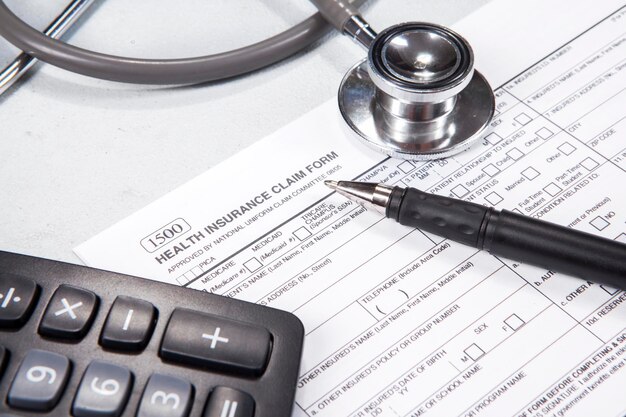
[76,1,626,416]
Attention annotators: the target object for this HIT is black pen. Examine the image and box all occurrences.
[325,180,626,290]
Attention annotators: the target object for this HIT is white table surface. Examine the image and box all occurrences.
[0,0,491,264]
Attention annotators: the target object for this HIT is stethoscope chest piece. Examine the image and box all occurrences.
[339,22,495,160]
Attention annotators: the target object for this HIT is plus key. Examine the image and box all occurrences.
[160,308,271,376]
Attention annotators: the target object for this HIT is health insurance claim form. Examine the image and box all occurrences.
[76,0,626,416]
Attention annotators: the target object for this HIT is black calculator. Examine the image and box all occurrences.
[0,250,304,417]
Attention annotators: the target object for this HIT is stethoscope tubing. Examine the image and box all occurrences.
[0,0,365,85]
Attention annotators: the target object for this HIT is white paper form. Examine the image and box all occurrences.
[76,1,626,416]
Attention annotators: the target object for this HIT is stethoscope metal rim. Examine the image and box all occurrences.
[368,22,475,103]
[338,58,496,160]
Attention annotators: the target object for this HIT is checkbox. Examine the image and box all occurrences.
[521,167,540,181]
[482,164,500,177]
[581,157,599,171]
[601,285,619,296]
[590,216,610,231]
[558,142,576,155]
[616,233,626,244]
[176,275,189,285]
[485,133,503,145]
[504,314,525,331]
[293,226,312,241]
[244,257,263,273]
[507,148,525,161]
[451,184,470,198]
[536,127,554,139]
[512,208,523,214]
[398,161,416,174]
[485,192,503,206]
[464,343,485,361]
[515,113,533,125]
[543,182,562,197]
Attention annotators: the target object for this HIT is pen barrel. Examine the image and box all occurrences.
[484,210,626,289]
[389,187,626,290]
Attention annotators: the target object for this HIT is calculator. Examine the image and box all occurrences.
[0,250,304,417]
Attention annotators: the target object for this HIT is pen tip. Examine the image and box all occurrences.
[325,180,339,190]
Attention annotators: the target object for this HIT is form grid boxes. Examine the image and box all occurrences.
[514,113,533,126]
[521,167,540,181]
[600,285,619,296]
[558,142,577,155]
[485,192,504,206]
[176,267,203,286]
[451,185,470,198]
[293,226,312,241]
[464,343,485,361]
[581,157,600,171]
[536,127,554,139]
[504,314,525,331]
[244,257,263,273]
[590,216,610,231]
[543,182,562,197]
[398,161,416,174]
[507,148,525,161]
[482,164,500,177]
[485,133,503,145]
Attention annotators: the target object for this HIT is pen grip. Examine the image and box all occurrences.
[389,187,491,248]
[484,210,626,289]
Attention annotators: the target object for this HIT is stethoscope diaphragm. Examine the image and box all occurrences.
[339,22,495,160]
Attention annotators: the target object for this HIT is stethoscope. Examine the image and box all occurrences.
[0,0,495,160]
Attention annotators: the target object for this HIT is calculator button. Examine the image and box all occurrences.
[7,349,71,411]
[39,285,98,340]
[137,374,194,417]
[0,273,39,328]
[100,296,157,351]
[160,308,271,376]
[0,346,7,379]
[72,360,133,417]
[203,387,254,417]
